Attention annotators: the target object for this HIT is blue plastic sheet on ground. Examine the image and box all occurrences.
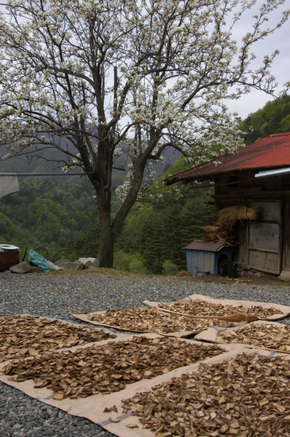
[28,249,51,272]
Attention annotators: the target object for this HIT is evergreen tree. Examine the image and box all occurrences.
[242,94,290,144]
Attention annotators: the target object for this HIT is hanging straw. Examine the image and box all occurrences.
[216,206,263,227]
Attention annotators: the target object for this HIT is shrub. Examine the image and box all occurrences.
[114,251,148,274]
[162,260,179,275]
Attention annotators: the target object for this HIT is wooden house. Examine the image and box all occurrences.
[164,133,290,280]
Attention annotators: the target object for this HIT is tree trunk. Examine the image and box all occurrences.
[93,173,115,268]
[93,148,151,268]
[97,222,115,268]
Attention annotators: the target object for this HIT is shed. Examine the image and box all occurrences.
[164,133,290,280]
[184,240,233,275]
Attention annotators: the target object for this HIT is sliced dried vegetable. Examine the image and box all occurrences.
[89,307,231,334]
[0,315,116,362]
[2,336,223,400]
[122,353,290,436]
[219,323,290,351]
[157,300,283,319]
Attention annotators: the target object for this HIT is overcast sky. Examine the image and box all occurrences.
[227,4,290,120]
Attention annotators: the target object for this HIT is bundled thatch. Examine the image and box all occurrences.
[202,224,238,246]
[202,205,263,245]
[216,206,263,227]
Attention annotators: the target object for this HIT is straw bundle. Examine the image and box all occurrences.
[202,224,238,245]
[202,205,263,245]
[216,206,263,227]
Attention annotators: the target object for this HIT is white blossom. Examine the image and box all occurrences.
[0,0,288,240]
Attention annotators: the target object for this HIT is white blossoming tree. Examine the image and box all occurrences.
[0,0,288,267]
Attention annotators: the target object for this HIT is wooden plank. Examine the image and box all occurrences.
[283,199,290,269]
[248,222,280,253]
[249,200,281,223]
[248,250,280,275]
[248,247,279,254]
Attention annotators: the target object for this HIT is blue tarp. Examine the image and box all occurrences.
[28,249,51,272]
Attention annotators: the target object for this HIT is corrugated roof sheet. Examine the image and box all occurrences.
[164,133,290,185]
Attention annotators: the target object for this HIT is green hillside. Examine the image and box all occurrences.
[0,157,213,272]
[241,94,290,144]
[0,181,97,261]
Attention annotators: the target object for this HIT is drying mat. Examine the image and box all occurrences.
[195,320,290,354]
[1,341,288,436]
[0,314,117,363]
[0,334,238,437]
[144,294,290,323]
[0,334,233,436]
[71,305,233,337]
[121,349,290,437]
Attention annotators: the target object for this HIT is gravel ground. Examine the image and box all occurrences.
[1,268,290,437]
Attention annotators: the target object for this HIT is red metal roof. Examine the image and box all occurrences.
[164,133,290,185]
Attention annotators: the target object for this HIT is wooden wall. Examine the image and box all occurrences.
[211,172,290,275]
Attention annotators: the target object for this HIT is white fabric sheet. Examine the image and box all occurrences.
[0,174,19,198]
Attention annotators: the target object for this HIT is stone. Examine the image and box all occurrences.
[87,257,100,268]
[46,260,62,271]
[9,262,33,274]
[55,260,84,271]
[77,257,100,268]
[278,270,290,282]
[77,258,93,268]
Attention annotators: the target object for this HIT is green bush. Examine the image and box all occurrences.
[128,257,147,273]
[114,251,148,273]
[162,260,179,275]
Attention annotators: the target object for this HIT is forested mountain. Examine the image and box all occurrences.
[0,143,181,184]
[241,94,290,145]
[0,154,213,272]
[0,181,97,261]
[0,96,289,273]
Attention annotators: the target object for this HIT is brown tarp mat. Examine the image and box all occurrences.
[120,350,290,436]
[0,326,234,437]
[2,313,290,436]
[195,319,290,354]
[144,294,290,322]
[0,340,289,437]
[70,307,232,337]
[70,310,195,337]
[71,309,162,334]
[0,314,118,363]
[71,294,290,337]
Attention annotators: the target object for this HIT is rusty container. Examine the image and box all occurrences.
[0,244,19,271]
